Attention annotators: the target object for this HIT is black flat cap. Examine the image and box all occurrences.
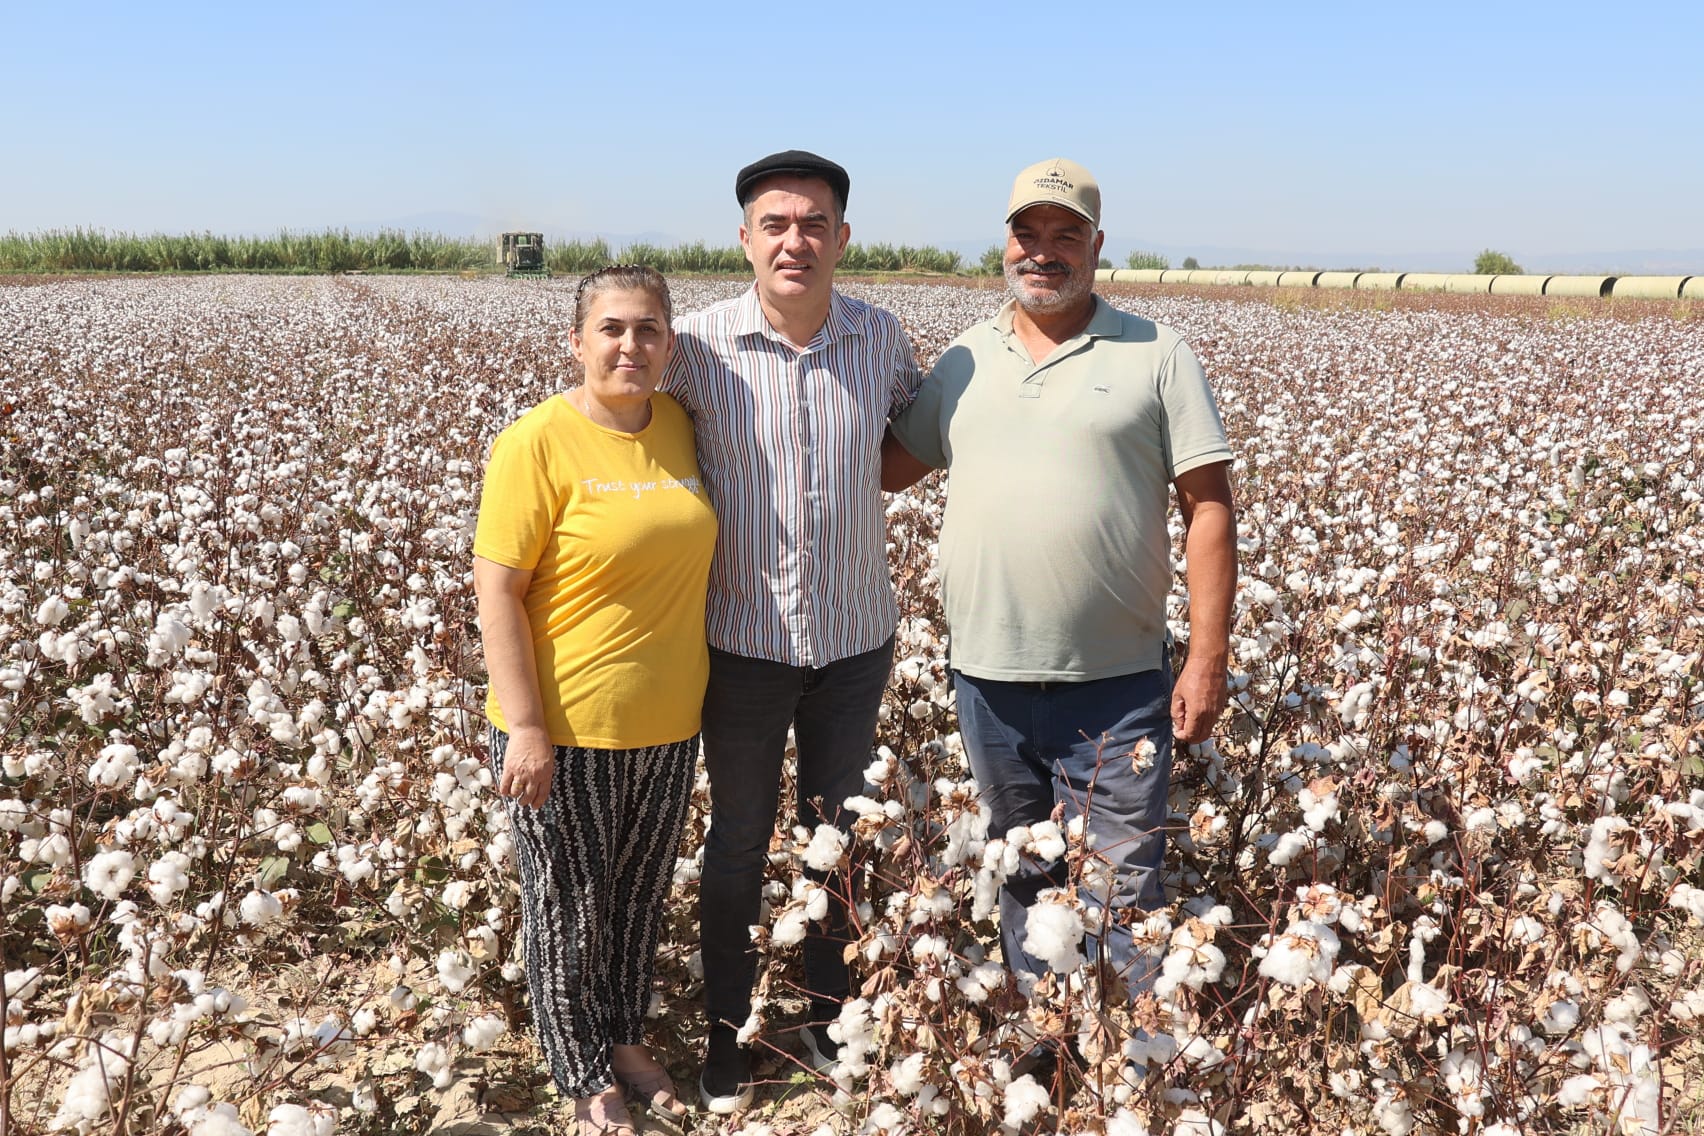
[734,149,850,212]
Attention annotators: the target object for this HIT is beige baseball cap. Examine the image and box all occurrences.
[1005,158,1101,228]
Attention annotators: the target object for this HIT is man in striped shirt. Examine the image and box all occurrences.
[660,149,923,1113]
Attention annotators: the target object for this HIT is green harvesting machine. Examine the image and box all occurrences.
[498,232,550,278]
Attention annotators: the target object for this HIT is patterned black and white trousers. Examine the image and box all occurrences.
[489,727,697,1099]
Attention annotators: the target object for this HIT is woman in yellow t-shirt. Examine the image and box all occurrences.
[473,265,715,1136]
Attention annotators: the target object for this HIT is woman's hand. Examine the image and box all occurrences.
[498,727,557,810]
[474,555,556,810]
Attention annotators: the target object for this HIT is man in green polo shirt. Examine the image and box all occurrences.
[882,157,1237,1004]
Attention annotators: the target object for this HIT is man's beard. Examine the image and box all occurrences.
[1004,258,1093,314]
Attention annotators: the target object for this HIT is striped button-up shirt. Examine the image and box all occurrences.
[663,285,923,667]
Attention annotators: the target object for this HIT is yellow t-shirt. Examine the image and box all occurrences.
[473,392,716,748]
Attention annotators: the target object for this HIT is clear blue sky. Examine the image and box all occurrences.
[5,1,1701,266]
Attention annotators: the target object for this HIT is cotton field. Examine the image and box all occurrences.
[1,274,1702,1136]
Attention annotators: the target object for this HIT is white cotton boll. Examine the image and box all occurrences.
[1002,1075,1050,1129]
[1507,748,1544,782]
[87,743,140,789]
[1027,820,1066,862]
[173,1084,213,1115]
[461,1014,507,1051]
[1582,815,1629,883]
[1267,830,1312,866]
[1174,1110,1225,1136]
[147,852,192,905]
[1155,935,1228,999]
[1422,819,1449,845]
[186,1102,254,1136]
[439,880,472,910]
[1540,999,1579,1035]
[862,1103,907,1134]
[1374,1091,1414,1136]
[909,934,949,963]
[414,1041,453,1089]
[1555,1073,1601,1107]
[1106,1108,1152,1136]
[29,832,73,869]
[267,1101,336,1136]
[1256,920,1341,988]
[351,1007,378,1036]
[863,927,899,962]
[864,755,891,784]
[1299,789,1339,833]
[280,786,322,811]
[955,961,1006,1003]
[1338,681,1376,729]
[1670,988,1704,1022]
[240,890,283,926]
[735,1011,763,1046]
[36,596,70,627]
[1463,807,1497,835]
[1604,987,1651,1025]
[52,1048,130,1131]
[889,1051,927,1096]
[309,1019,353,1062]
[1022,898,1085,973]
[336,847,375,884]
[83,849,137,901]
[146,614,192,667]
[1407,982,1448,1021]
[1670,883,1704,922]
[1506,915,1545,946]
[802,883,830,922]
[4,968,43,1001]
[436,950,475,993]
[772,908,809,947]
[1294,883,1345,925]
[1177,1034,1224,1069]
[800,824,848,872]
[465,925,497,959]
[1123,1029,1178,1071]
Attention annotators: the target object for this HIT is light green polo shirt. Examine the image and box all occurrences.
[891,295,1232,681]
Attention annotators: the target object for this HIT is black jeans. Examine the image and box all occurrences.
[697,636,894,1032]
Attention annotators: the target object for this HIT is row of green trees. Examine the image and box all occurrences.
[0,228,493,273]
[0,229,968,276]
[0,229,1532,278]
[549,238,964,275]
[1121,250,1528,274]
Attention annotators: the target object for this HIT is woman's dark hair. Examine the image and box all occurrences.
[572,265,672,335]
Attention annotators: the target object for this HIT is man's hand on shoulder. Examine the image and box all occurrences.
[880,428,933,492]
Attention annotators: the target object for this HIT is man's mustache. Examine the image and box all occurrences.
[1011,259,1070,276]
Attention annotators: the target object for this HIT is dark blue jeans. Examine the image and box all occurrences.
[954,654,1173,989]
[697,636,894,1031]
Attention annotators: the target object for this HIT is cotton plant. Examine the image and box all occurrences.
[2,277,1702,1133]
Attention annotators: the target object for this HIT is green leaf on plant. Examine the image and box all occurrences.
[257,855,292,887]
[305,821,334,845]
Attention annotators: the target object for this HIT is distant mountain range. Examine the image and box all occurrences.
[368,213,1700,277]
